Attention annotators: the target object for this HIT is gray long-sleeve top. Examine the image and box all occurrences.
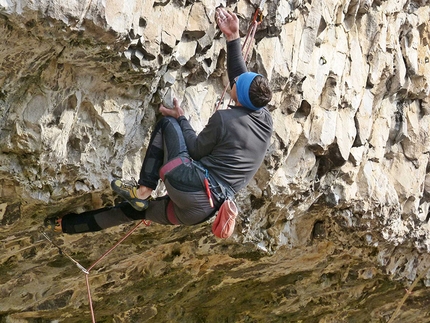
[177,38,273,193]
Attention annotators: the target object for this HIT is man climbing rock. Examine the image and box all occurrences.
[44,7,273,234]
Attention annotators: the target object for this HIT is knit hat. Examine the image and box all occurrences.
[236,72,263,111]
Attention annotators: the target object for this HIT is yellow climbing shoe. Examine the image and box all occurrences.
[110,180,149,211]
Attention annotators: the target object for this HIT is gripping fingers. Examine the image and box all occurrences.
[216,7,230,22]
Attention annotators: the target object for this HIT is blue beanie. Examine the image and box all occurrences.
[236,72,263,111]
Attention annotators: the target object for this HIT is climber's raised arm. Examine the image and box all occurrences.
[216,7,247,88]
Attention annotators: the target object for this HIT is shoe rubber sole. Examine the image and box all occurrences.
[111,180,149,211]
[44,217,62,233]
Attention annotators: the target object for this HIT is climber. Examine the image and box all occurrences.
[44,7,273,234]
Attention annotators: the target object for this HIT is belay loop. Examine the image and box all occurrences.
[215,0,266,111]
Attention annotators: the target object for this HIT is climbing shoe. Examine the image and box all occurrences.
[44,216,62,233]
[110,179,149,211]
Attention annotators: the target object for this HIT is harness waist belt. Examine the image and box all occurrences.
[159,157,191,181]
[208,175,236,200]
[192,160,236,201]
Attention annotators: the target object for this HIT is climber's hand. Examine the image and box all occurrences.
[159,98,184,119]
[216,7,240,42]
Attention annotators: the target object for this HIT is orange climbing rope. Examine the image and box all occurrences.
[43,219,151,323]
[215,1,266,111]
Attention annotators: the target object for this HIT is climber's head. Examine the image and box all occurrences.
[232,72,272,111]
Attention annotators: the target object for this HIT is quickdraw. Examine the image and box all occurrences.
[42,219,151,323]
[243,0,266,63]
[204,169,214,207]
[215,0,266,111]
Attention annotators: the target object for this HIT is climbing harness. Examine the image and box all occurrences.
[42,219,151,323]
[215,0,266,111]
[160,156,230,209]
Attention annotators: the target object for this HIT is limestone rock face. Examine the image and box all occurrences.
[1,0,430,322]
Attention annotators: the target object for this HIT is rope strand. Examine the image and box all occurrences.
[87,220,150,272]
[85,274,96,323]
[43,219,151,322]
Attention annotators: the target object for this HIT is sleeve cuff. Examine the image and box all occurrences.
[227,38,241,49]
